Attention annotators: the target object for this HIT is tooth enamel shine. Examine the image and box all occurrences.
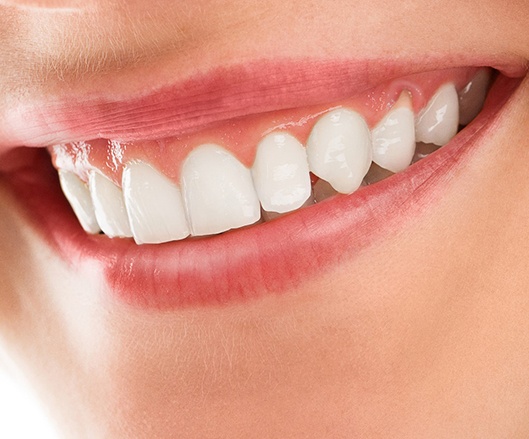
[252,132,311,213]
[458,69,491,126]
[58,170,101,234]
[371,92,416,173]
[89,171,133,238]
[181,144,261,236]
[415,83,459,146]
[122,161,190,244]
[306,108,372,194]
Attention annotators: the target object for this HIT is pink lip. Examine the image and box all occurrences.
[0,56,527,149]
[0,72,523,309]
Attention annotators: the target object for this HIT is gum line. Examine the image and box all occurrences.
[50,67,479,186]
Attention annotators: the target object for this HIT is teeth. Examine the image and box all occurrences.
[261,195,314,222]
[57,74,487,242]
[58,170,101,234]
[181,144,261,236]
[415,83,459,146]
[371,92,415,173]
[458,69,491,126]
[122,162,190,244]
[252,132,311,213]
[306,108,372,194]
[88,171,133,238]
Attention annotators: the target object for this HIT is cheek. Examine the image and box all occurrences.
[0,189,32,323]
[1,0,85,7]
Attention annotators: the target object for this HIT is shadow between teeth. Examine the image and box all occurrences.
[58,70,491,245]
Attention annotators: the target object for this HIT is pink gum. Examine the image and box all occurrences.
[50,67,481,185]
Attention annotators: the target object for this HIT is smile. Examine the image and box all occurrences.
[51,66,487,243]
[0,59,527,308]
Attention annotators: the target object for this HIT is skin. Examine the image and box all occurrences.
[1,0,529,437]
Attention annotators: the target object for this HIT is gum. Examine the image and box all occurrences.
[50,67,481,186]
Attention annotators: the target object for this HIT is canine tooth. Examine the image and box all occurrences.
[458,69,491,125]
[181,144,261,236]
[58,170,100,234]
[252,132,311,213]
[122,162,190,244]
[89,171,132,238]
[372,92,415,173]
[261,195,314,221]
[415,83,459,146]
[306,108,372,194]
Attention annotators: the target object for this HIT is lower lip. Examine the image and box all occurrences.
[0,75,522,309]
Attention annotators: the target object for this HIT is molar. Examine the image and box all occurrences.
[306,108,372,194]
[122,161,190,244]
[371,91,416,173]
[415,83,459,146]
[181,144,261,236]
[89,171,133,238]
[58,170,101,234]
[458,69,491,126]
[252,132,311,214]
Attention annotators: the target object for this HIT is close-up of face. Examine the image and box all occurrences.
[0,0,529,438]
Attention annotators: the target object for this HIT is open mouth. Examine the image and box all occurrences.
[0,60,526,308]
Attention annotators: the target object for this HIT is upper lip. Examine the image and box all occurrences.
[0,56,527,309]
[0,55,527,150]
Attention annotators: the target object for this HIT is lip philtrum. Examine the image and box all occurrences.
[0,61,524,308]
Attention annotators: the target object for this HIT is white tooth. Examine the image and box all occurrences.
[261,194,314,222]
[89,171,132,238]
[181,144,261,236]
[415,83,459,146]
[252,132,311,213]
[58,170,101,234]
[306,108,372,194]
[122,162,190,244]
[372,92,415,173]
[458,69,491,126]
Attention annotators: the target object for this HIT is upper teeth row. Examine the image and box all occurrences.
[58,77,488,244]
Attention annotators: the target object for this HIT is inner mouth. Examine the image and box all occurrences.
[46,67,493,245]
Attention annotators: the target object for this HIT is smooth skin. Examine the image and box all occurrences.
[1,1,529,437]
